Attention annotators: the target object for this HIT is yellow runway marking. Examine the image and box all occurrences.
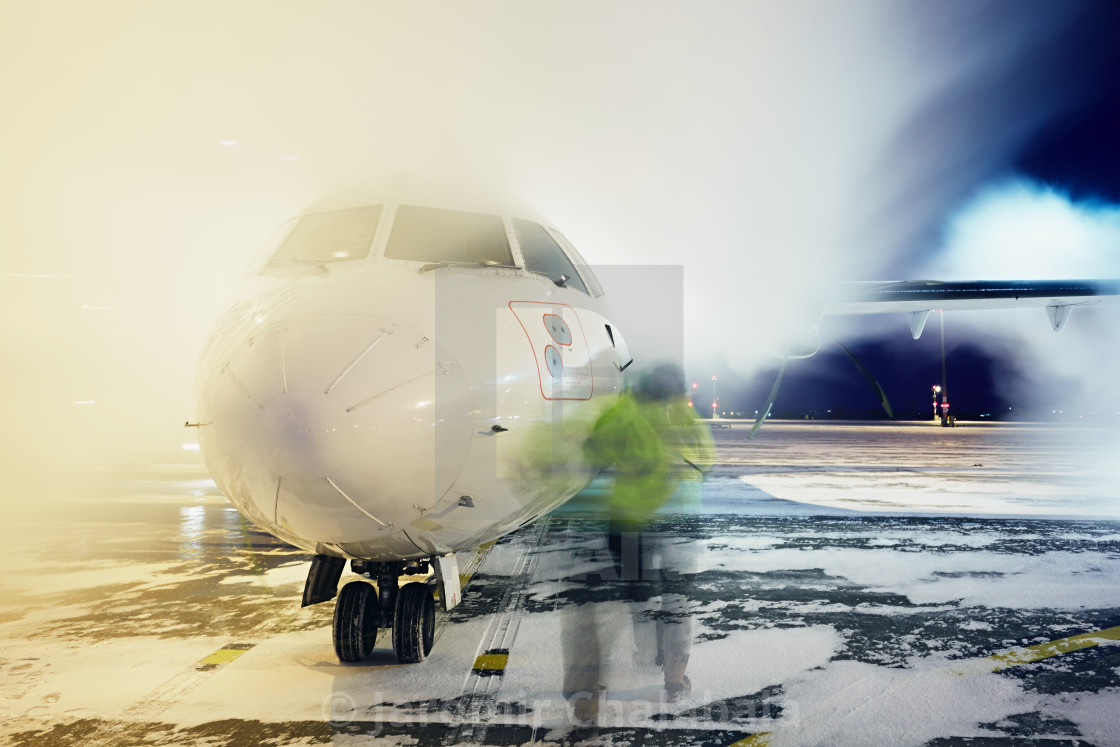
[472,652,509,671]
[471,648,510,677]
[197,643,254,671]
[984,625,1120,671]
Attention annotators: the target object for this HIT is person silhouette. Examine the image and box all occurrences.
[579,362,715,704]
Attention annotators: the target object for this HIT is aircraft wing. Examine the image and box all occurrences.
[822,279,1120,336]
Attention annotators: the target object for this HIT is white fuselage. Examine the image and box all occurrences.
[195,201,627,561]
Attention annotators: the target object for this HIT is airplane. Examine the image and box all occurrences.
[192,194,1120,664]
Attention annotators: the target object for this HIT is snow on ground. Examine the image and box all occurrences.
[1042,688,1120,745]
[697,543,1120,610]
[769,656,1041,747]
[744,470,1120,517]
[3,421,1120,745]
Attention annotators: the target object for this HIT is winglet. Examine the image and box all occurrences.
[908,310,931,340]
[1046,304,1073,331]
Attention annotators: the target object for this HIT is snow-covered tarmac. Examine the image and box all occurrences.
[3,420,1119,746]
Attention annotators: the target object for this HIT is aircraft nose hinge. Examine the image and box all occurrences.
[490,424,509,433]
[458,495,474,508]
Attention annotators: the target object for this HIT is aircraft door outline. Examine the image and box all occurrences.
[509,301,593,401]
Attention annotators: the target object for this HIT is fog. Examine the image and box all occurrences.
[2,1,1117,495]
[915,180,1120,417]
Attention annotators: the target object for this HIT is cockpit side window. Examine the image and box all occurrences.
[513,219,589,295]
[268,205,382,267]
[385,205,515,266]
[549,229,604,297]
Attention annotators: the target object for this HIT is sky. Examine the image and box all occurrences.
[2,1,1120,489]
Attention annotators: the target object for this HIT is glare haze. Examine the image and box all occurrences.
[2,1,1117,491]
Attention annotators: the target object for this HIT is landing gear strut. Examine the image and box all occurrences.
[305,555,454,664]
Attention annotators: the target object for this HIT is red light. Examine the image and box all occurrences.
[691,383,698,389]
[687,400,693,407]
[941,403,950,409]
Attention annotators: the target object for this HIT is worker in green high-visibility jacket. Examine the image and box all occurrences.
[580,361,716,703]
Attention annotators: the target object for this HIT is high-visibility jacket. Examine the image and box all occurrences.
[584,393,715,524]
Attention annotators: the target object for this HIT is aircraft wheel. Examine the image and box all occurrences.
[333,580,379,662]
[392,582,435,663]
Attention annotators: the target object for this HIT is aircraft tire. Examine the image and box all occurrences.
[333,580,379,662]
[393,582,435,663]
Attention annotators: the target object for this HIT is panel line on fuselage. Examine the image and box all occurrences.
[279,333,287,394]
[345,368,436,413]
[272,477,281,526]
[325,476,389,528]
[400,530,430,555]
[221,363,262,409]
[325,328,391,395]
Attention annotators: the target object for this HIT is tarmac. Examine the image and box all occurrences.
[3,420,1119,746]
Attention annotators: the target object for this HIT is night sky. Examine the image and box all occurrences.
[714,1,1120,422]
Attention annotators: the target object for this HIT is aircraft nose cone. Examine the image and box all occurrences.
[258,391,354,481]
[198,311,476,547]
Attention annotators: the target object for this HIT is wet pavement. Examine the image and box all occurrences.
[2,421,1119,746]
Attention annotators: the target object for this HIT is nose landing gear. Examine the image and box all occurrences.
[304,554,455,664]
[392,581,436,663]
[333,580,379,662]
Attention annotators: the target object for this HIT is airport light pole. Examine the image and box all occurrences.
[939,310,950,426]
[711,375,718,420]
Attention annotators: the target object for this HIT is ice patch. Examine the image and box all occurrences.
[771,657,1040,746]
[959,620,994,631]
[696,545,1120,609]
[704,536,781,552]
[742,471,1120,518]
[1041,688,1120,745]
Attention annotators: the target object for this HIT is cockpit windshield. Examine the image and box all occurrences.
[513,219,604,297]
[550,229,604,297]
[384,205,515,266]
[267,205,382,267]
[513,219,589,295]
